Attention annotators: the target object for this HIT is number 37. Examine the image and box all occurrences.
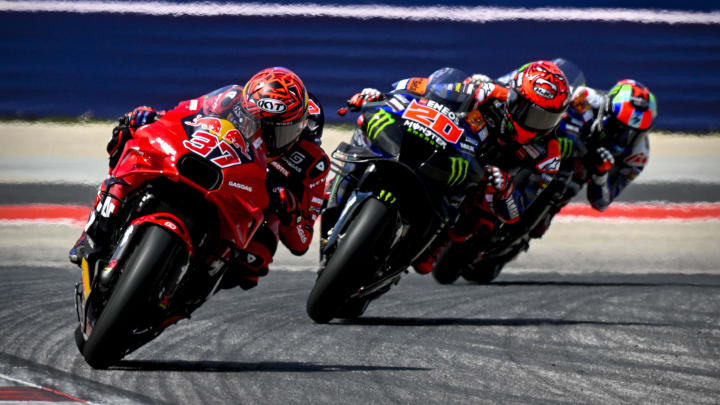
[182,132,241,168]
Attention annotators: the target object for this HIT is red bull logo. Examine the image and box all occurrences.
[186,116,223,135]
[221,128,250,158]
[185,115,250,159]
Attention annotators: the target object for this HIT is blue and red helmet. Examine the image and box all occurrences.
[604,79,657,146]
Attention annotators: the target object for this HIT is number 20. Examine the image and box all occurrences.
[402,100,464,143]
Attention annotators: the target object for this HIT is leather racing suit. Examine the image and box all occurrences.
[383,76,562,273]
[424,79,561,239]
[531,85,649,237]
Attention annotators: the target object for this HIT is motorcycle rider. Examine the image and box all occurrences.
[70,67,330,290]
[344,60,571,274]
[530,79,657,238]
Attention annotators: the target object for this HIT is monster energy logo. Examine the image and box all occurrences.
[448,157,469,186]
[559,137,574,158]
[366,109,395,140]
[379,189,397,204]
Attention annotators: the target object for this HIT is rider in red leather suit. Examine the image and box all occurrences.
[71,67,330,290]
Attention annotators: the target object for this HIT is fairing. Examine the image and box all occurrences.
[112,100,268,248]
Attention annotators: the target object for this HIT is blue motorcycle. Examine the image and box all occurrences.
[306,68,486,323]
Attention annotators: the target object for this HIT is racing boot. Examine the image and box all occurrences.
[68,232,92,265]
[218,250,271,291]
[218,227,276,291]
[412,236,449,275]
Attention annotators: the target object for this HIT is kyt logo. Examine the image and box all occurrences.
[257,98,287,113]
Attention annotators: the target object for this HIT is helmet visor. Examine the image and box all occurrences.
[604,116,648,147]
[507,89,566,132]
[261,117,306,157]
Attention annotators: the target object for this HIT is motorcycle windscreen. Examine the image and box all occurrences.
[425,67,474,112]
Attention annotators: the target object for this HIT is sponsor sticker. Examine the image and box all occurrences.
[257,98,287,113]
[228,181,252,192]
[307,98,321,115]
[537,156,561,173]
[270,161,290,177]
[289,151,305,165]
[296,225,307,244]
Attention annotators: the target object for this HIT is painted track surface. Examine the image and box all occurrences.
[0,123,719,403]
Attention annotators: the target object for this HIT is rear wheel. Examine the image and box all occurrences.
[306,198,394,324]
[461,260,504,284]
[462,242,524,284]
[80,225,183,369]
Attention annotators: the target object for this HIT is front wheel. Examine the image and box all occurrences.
[80,225,183,369]
[306,198,394,324]
[335,298,370,319]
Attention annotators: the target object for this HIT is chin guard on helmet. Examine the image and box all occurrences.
[506,60,570,144]
[240,67,309,157]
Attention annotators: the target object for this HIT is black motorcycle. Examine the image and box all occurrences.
[306,68,485,323]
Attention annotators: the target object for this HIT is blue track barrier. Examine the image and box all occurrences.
[1,1,718,130]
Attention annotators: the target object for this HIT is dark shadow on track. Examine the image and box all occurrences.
[337,317,665,328]
[113,360,430,373]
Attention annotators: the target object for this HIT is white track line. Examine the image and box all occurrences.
[0,372,92,404]
[0,373,44,389]
[0,1,718,25]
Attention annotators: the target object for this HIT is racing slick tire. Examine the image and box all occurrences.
[80,225,181,369]
[306,198,394,324]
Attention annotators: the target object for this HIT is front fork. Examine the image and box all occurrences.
[75,188,197,337]
[321,190,372,259]
[75,221,144,337]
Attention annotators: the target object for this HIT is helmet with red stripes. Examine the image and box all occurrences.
[604,79,657,146]
[239,67,308,158]
[506,60,570,144]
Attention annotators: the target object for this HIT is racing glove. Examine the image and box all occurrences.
[484,165,521,223]
[589,99,607,137]
[463,73,492,88]
[590,146,614,185]
[269,186,301,226]
[339,88,384,115]
[107,106,160,169]
[126,106,159,128]
[484,165,513,199]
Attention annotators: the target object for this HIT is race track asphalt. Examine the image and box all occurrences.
[0,233,719,404]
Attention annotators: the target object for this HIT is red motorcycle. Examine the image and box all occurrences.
[74,95,268,368]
